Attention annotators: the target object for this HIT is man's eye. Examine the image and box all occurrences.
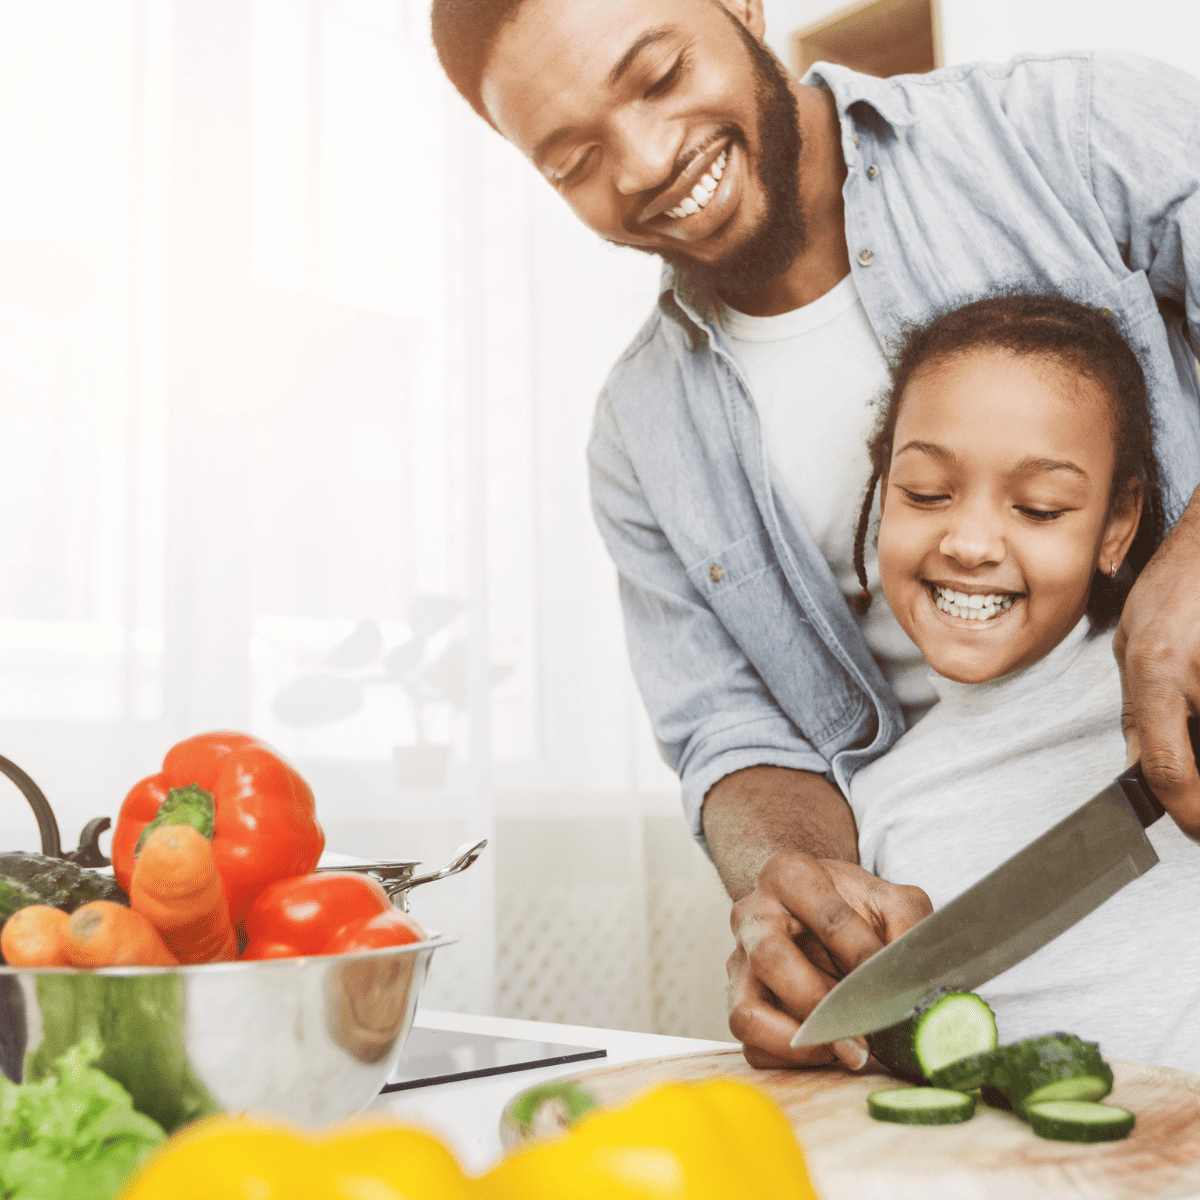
[554,147,595,186]
[1018,506,1067,522]
[645,51,690,99]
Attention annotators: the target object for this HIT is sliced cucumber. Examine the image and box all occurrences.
[985,1034,1113,1117]
[980,1084,1013,1111]
[1026,1100,1135,1143]
[867,989,998,1085]
[927,1049,999,1092]
[868,1086,976,1125]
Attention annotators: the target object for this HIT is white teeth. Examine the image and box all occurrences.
[664,148,727,219]
[932,584,1016,621]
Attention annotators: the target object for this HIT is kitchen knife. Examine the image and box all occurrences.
[791,715,1200,1048]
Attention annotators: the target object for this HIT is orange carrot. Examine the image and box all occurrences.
[63,900,178,967]
[130,824,239,964]
[1,904,70,966]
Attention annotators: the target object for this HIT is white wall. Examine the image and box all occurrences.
[940,0,1200,74]
[762,0,1200,77]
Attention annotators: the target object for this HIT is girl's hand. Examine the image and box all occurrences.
[1115,491,1200,837]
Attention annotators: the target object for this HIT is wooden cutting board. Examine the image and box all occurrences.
[500,1049,1200,1199]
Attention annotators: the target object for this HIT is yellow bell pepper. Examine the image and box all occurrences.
[119,1081,818,1200]
[484,1079,819,1200]
[119,1115,475,1200]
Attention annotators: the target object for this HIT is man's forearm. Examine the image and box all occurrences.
[700,765,860,901]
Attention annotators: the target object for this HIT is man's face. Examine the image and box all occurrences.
[480,0,804,304]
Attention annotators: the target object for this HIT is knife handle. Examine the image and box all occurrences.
[1117,714,1200,827]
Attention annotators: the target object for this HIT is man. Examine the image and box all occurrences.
[431,0,1200,1068]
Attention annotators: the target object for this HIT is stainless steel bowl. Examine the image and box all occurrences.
[0,934,455,1128]
[0,754,485,1127]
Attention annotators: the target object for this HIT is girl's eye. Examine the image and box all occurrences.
[1018,506,1067,522]
[644,51,690,100]
[899,488,949,506]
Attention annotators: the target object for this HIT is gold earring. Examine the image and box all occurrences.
[1110,561,1118,579]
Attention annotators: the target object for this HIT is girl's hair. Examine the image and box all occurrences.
[853,293,1165,631]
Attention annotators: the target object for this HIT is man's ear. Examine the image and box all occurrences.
[1099,477,1144,576]
[718,0,766,40]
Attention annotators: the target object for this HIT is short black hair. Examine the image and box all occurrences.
[853,292,1165,631]
[430,0,530,124]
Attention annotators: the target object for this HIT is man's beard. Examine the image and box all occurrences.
[655,26,805,308]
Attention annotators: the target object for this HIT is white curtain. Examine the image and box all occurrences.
[0,0,734,1039]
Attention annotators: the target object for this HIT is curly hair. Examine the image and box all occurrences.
[852,293,1165,631]
[430,0,530,125]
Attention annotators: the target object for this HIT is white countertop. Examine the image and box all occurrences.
[366,1010,735,1173]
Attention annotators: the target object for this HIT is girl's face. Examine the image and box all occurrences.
[877,347,1142,684]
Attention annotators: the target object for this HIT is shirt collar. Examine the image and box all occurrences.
[656,62,915,330]
[800,60,918,130]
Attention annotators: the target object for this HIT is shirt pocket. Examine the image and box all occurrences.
[1095,269,1162,336]
[686,526,866,747]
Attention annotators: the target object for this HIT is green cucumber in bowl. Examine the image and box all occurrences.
[868,1087,976,1125]
[1026,1100,1134,1143]
[0,854,129,963]
[984,1033,1113,1117]
[0,853,127,921]
[867,989,998,1085]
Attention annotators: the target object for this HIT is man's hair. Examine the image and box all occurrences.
[852,293,1165,631]
[430,0,528,123]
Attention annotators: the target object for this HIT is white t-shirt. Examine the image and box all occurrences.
[719,274,935,718]
[848,617,1200,1073]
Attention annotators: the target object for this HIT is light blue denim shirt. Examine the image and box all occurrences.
[587,52,1200,846]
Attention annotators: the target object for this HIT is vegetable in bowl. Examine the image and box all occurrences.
[0,1037,165,1200]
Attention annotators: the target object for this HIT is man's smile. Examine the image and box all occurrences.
[634,138,741,246]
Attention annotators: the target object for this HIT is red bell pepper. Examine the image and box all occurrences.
[112,732,325,926]
[241,872,424,959]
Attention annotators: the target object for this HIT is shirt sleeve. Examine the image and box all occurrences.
[587,385,830,848]
[1085,52,1200,355]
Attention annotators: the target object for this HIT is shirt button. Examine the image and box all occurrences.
[857,248,874,267]
[1098,305,1114,319]
[709,564,724,583]
[867,164,879,179]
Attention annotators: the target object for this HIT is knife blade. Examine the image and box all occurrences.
[791,716,1200,1049]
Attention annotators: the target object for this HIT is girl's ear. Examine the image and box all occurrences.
[717,0,766,40]
[1098,477,1144,576]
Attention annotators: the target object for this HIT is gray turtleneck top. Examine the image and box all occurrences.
[848,616,1200,1073]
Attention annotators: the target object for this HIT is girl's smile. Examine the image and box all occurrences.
[877,347,1142,684]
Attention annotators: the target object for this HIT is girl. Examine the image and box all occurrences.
[847,293,1200,1073]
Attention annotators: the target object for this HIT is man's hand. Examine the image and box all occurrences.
[1115,492,1200,837]
[726,851,931,1069]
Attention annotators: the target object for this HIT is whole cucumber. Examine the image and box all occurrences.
[0,853,129,961]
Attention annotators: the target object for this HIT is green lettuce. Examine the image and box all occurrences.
[0,1037,165,1200]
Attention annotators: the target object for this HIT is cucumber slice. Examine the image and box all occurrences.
[927,1050,999,1092]
[985,1034,1113,1117]
[1026,1101,1135,1143]
[867,989,998,1085]
[868,1087,976,1125]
